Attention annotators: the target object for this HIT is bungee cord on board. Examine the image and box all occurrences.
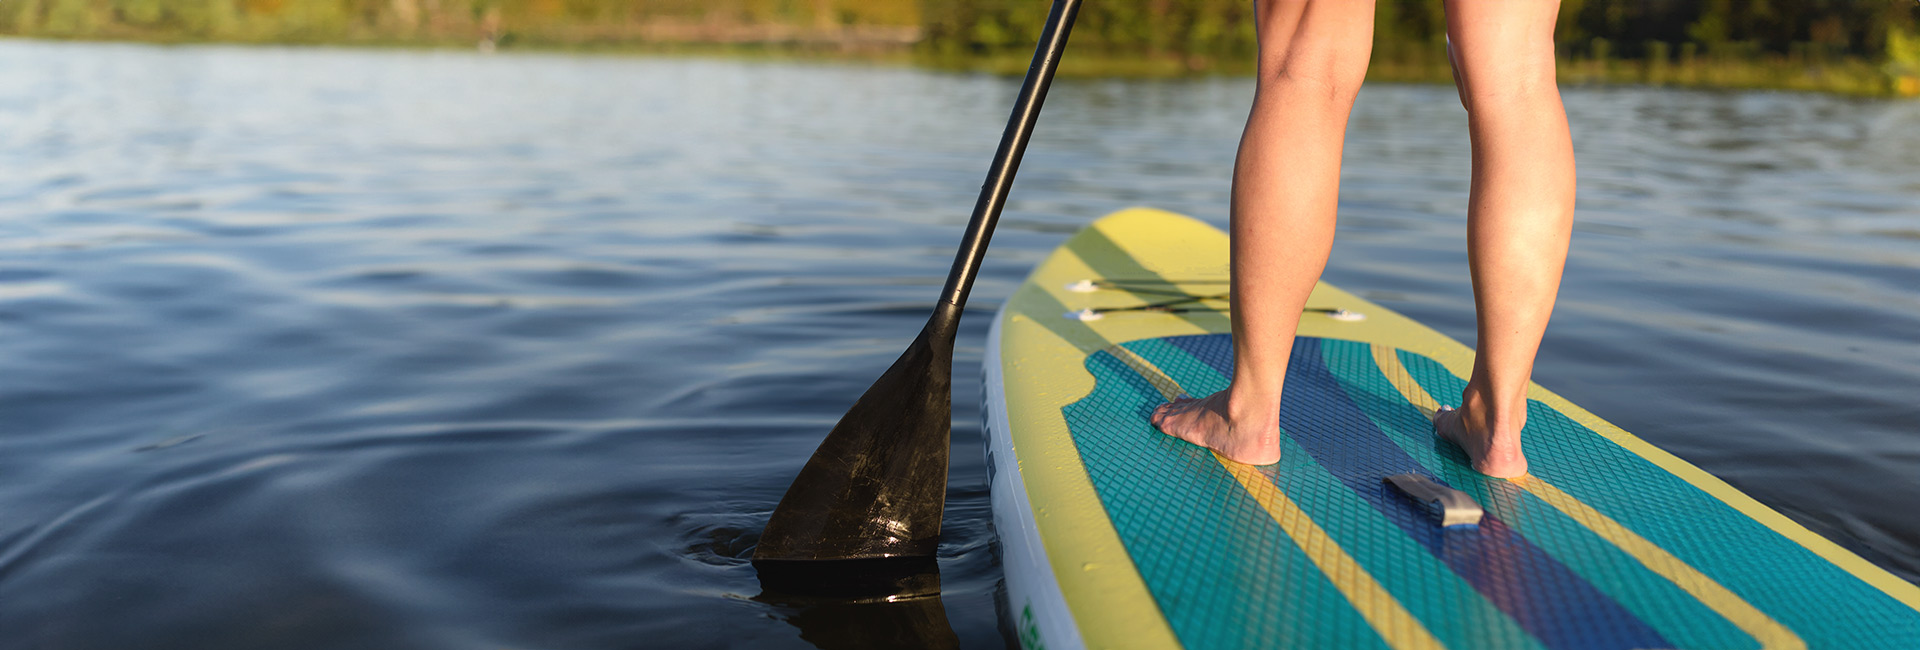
[1062,278,1365,322]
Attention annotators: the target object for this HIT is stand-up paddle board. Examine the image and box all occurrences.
[983,207,1920,650]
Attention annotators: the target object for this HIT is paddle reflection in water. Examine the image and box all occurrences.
[757,573,963,650]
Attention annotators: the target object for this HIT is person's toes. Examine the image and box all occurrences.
[1151,398,1189,429]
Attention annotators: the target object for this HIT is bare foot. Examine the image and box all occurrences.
[1432,395,1528,479]
[1150,389,1281,465]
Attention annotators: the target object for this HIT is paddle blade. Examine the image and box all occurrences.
[754,317,954,564]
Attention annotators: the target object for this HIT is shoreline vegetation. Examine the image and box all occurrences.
[5,0,1918,97]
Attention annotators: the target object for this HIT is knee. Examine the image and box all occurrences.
[1257,50,1369,103]
[1457,65,1559,115]
[1452,48,1559,113]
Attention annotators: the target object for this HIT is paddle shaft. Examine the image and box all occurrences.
[933,0,1083,327]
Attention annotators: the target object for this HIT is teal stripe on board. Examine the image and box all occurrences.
[1396,350,1920,649]
[1064,351,1388,650]
[1126,337,1546,650]
[1317,339,1752,650]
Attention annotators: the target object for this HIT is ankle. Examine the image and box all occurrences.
[1459,384,1527,434]
[1225,382,1282,423]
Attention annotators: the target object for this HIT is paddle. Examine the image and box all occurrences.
[753,0,1083,592]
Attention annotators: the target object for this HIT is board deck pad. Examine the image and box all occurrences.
[984,208,1920,650]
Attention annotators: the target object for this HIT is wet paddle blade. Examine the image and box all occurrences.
[754,316,954,564]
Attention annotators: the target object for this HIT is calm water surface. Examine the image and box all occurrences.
[1,40,1917,648]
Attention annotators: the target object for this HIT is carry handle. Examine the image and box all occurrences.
[1385,473,1484,528]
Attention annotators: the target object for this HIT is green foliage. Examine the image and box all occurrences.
[1,0,1917,96]
[0,0,919,44]
[917,0,1920,95]
[922,0,1255,69]
[1888,24,1920,96]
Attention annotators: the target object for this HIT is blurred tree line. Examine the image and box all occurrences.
[0,0,919,47]
[925,0,1918,60]
[2,0,1917,94]
[925,0,1920,94]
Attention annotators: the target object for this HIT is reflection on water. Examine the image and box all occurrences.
[758,571,963,650]
[0,39,1915,648]
[767,595,963,650]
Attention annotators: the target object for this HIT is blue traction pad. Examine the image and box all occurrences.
[1059,333,1920,650]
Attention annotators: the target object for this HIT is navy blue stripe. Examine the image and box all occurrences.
[1160,334,1672,650]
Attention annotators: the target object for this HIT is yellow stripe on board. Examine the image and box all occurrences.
[1105,345,1186,403]
[1114,345,1446,650]
[1369,344,1806,650]
[1368,345,1445,418]
[1513,476,1805,650]
[1218,458,1446,650]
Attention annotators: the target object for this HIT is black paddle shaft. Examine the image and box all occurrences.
[754,0,1082,581]
[935,0,1084,325]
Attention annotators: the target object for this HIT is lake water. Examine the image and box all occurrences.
[0,39,1916,649]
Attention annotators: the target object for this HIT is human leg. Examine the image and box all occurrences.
[1433,0,1576,478]
[1151,0,1374,465]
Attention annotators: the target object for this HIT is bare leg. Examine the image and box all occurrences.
[1151,0,1375,465]
[1432,0,1576,478]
